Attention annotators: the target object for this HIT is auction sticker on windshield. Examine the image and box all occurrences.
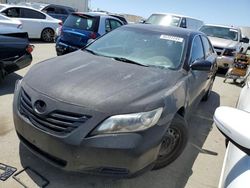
[160,35,184,42]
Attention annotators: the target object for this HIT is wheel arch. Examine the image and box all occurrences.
[40,27,55,39]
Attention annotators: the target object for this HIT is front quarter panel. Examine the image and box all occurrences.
[219,143,250,188]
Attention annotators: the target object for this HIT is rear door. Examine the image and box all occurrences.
[19,8,46,38]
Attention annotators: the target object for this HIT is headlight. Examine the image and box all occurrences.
[92,107,163,135]
[15,79,22,91]
[223,48,236,56]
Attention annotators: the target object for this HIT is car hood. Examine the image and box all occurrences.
[208,36,239,49]
[23,50,182,113]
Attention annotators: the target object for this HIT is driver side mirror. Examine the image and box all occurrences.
[190,59,212,71]
[240,37,249,44]
[214,107,250,155]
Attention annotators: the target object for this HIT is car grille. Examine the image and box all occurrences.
[214,46,224,56]
[19,89,91,135]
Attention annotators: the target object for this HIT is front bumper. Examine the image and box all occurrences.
[2,53,32,74]
[13,84,167,177]
[55,41,81,56]
[217,56,234,69]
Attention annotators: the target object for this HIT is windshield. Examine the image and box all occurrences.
[64,14,97,31]
[86,27,185,69]
[145,14,181,27]
[200,26,239,41]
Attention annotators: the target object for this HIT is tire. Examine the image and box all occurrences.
[153,114,188,170]
[0,66,4,83]
[225,138,229,147]
[41,28,54,42]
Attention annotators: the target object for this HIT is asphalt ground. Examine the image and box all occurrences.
[0,42,242,188]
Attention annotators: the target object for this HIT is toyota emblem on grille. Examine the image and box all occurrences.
[34,100,47,115]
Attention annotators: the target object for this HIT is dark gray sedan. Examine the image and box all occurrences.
[13,24,217,177]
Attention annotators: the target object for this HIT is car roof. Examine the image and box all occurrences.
[0,4,44,11]
[203,24,240,30]
[122,24,203,38]
[72,12,124,20]
[46,4,75,10]
[150,12,203,22]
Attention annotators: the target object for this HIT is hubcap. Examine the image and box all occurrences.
[158,128,180,158]
[43,29,53,41]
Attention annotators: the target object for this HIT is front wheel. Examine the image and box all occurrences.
[0,66,4,83]
[153,114,188,170]
[41,28,54,42]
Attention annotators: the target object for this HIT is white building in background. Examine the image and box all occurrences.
[4,0,88,12]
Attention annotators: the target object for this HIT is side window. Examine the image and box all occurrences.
[190,36,205,64]
[180,18,187,28]
[201,36,214,57]
[105,19,111,33]
[21,8,46,19]
[105,19,122,33]
[56,8,67,15]
[109,19,122,30]
[4,8,20,18]
[45,7,55,14]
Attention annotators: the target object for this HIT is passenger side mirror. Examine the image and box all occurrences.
[214,107,250,155]
[190,59,212,71]
[240,37,249,44]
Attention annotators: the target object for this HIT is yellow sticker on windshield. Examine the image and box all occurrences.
[160,35,184,42]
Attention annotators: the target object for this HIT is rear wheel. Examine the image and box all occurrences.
[41,28,54,42]
[153,114,188,170]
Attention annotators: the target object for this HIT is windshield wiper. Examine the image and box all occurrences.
[113,57,148,67]
[83,48,99,56]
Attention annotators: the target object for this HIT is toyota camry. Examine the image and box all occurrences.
[13,24,217,177]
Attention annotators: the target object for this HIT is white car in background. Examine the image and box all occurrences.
[0,4,62,42]
[214,78,250,188]
[0,13,22,29]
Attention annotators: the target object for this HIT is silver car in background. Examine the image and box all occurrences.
[200,24,249,69]
[214,78,250,188]
[145,13,204,30]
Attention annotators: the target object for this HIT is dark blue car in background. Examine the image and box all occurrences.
[41,4,76,23]
[55,12,125,56]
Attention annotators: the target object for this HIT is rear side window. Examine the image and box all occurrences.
[20,8,46,19]
[105,19,122,32]
[4,8,20,17]
[44,7,55,13]
[201,36,214,57]
[64,15,97,31]
[190,36,205,63]
[56,8,67,14]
